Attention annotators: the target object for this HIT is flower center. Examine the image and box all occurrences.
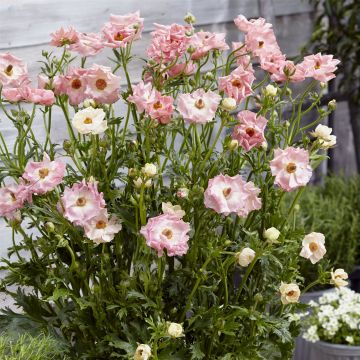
[71,78,82,89]
[309,242,319,252]
[314,61,321,70]
[286,162,297,173]
[245,127,255,137]
[96,220,107,229]
[287,290,295,297]
[153,101,163,110]
[194,98,205,109]
[83,117,93,124]
[258,41,264,48]
[38,168,49,179]
[95,79,107,90]
[76,197,87,207]
[114,32,125,41]
[222,187,232,198]
[10,192,16,202]
[162,228,173,240]
[4,64,13,76]
[231,79,242,87]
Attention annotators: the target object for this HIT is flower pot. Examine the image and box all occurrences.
[350,266,360,293]
[309,341,360,360]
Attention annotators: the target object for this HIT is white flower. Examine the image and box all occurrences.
[310,124,336,149]
[300,232,326,264]
[72,107,107,135]
[142,163,157,178]
[167,322,184,338]
[264,84,277,97]
[303,325,319,343]
[162,202,185,219]
[279,282,300,304]
[263,227,280,243]
[134,344,151,360]
[133,178,143,189]
[235,247,255,267]
[346,336,354,344]
[330,269,348,287]
[83,98,97,108]
[221,97,237,111]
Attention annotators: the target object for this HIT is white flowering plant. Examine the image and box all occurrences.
[0,11,343,360]
[302,287,360,346]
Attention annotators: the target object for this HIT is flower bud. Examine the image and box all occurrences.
[6,210,22,227]
[83,99,97,108]
[254,293,263,303]
[167,322,184,338]
[228,139,239,151]
[187,45,196,54]
[141,163,157,177]
[176,187,189,198]
[294,204,300,212]
[128,168,137,178]
[204,71,214,81]
[328,99,337,111]
[320,82,327,89]
[63,139,72,152]
[45,222,55,232]
[221,97,237,111]
[184,12,196,24]
[264,227,280,243]
[133,177,143,189]
[260,141,268,151]
[134,344,151,360]
[264,84,277,97]
[144,179,152,188]
[235,247,255,267]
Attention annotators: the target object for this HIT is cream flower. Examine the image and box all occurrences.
[300,232,326,264]
[134,344,151,360]
[72,107,107,135]
[263,227,280,243]
[279,282,300,304]
[221,97,237,111]
[310,124,336,149]
[141,163,157,177]
[162,202,185,219]
[264,84,277,97]
[167,322,184,338]
[330,269,348,287]
[235,247,255,267]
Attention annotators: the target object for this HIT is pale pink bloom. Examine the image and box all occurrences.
[176,188,189,198]
[167,61,197,78]
[204,174,262,217]
[270,147,312,192]
[37,74,50,89]
[0,53,30,88]
[140,214,190,257]
[70,32,104,57]
[2,86,55,106]
[234,15,272,34]
[300,232,326,264]
[0,183,32,217]
[85,64,121,104]
[84,212,122,244]
[22,154,66,195]
[219,65,255,103]
[189,31,229,60]
[271,60,305,83]
[147,23,192,63]
[260,52,286,74]
[177,89,221,124]
[61,179,106,226]
[127,81,156,113]
[232,42,251,67]
[232,110,268,152]
[5,210,22,223]
[298,53,340,82]
[109,11,144,39]
[147,93,174,124]
[50,26,79,47]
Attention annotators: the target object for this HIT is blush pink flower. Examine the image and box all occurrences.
[147,92,174,124]
[167,61,197,78]
[2,86,55,106]
[271,60,305,83]
[127,81,156,113]
[70,33,104,57]
[0,183,32,217]
[140,214,190,257]
[147,23,192,63]
[189,31,229,60]
[204,174,262,217]
[270,147,312,192]
[85,64,121,104]
[232,110,268,152]
[84,212,122,244]
[260,53,286,74]
[177,89,221,124]
[298,53,340,82]
[234,15,272,34]
[219,65,255,104]
[61,179,106,226]
[22,154,66,195]
[50,26,79,47]
[0,53,30,88]
[232,42,251,67]
[38,74,51,89]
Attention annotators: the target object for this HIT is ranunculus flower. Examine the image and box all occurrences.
[235,247,255,267]
[134,344,151,360]
[189,31,229,60]
[0,183,32,217]
[177,89,221,124]
[330,269,348,287]
[61,179,106,226]
[22,154,66,195]
[221,97,237,111]
[167,61,197,78]
[140,214,190,257]
[279,282,301,304]
[70,32,104,57]
[84,212,122,244]
[271,60,305,83]
[141,163,157,177]
[310,124,336,149]
[234,15,272,34]
[2,86,55,106]
[162,202,185,219]
[127,81,156,113]
[263,227,280,242]
[167,322,184,338]
[50,26,79,47]
[0,53,30,88]
[72,107,107,135]
[264,84,277,97]
[270,147,312,192]
[204,174,262,217]
[300,232,327,264]
[260,52,286,74]
[219,64,255,104]
[147,93,174,124]
[231,110,268,152]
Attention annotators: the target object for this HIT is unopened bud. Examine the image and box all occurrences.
[83,99,96,108]
[187,45,196,54]
[264,84,277,97]
[260,141,268,151]
[328,99,337,111]
[204,72,214,81]
[184,12,196,24]
[133,177,143,189]
[63,139,72,151]
[45,222,55,232]
[221,98,237,111]
[177,187,189,198]
[141,163,157,177]
[128,168,137,177]
[228,139,239,150]
[144,179,152,188]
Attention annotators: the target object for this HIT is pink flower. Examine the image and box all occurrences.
[298,53,340,82]
[219,65,255,104]
[204,174,262,217]
[260,53,286,74]
[147,92,174,124]
[0,183,32,217]
[167,61,197,78]
[127,81,156,113]
[2,86,55,106]
[234,15,272,34]
[177,89,221,124]
[189,31,229,60]
[147,23,192,63]
[271,60,305,83]
[70,33,104,57]
[50,26,79,47]
[232,42,251,67]
[0,53,30,88]
[140,214,190,257]
[61,179,106,226]
[270,147,312,192]
[84,212,122,244]
[22,154,66,195]
[232,110,268,152]
[38,74,50,89]
[85,64,121,104]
